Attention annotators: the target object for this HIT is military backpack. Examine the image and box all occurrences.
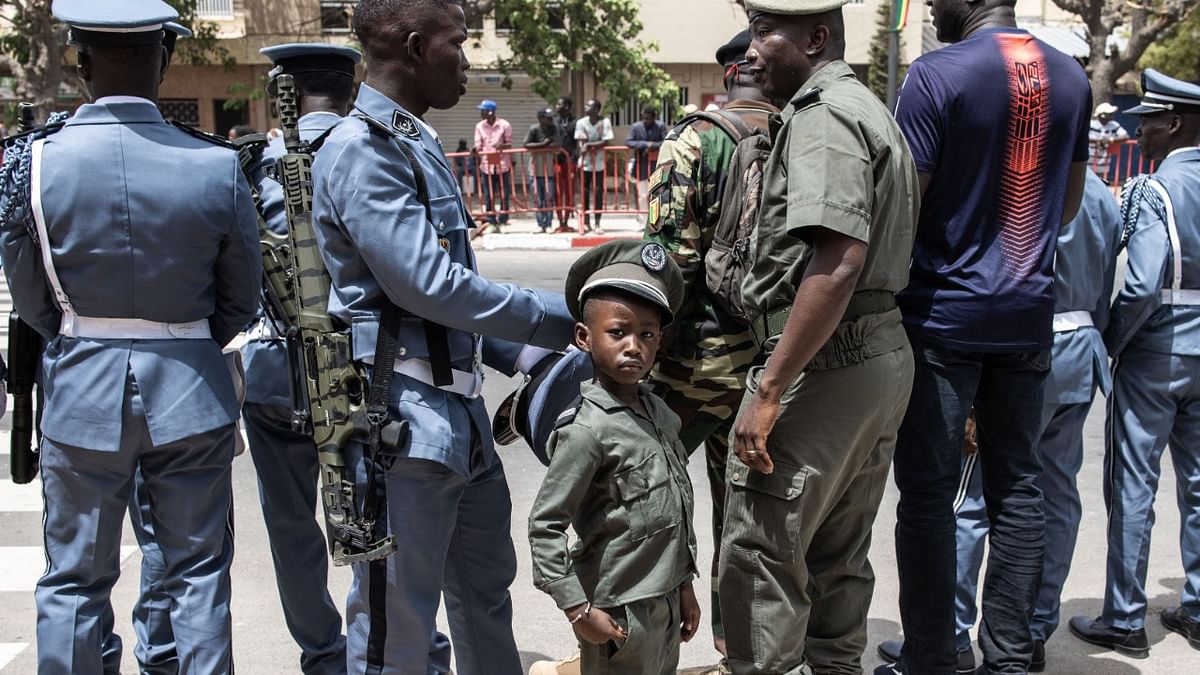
[677,110,772,324]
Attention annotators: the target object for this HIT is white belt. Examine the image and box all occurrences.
[1051,310,1094,333]
[388,358,482,399]
[1161,289,1200,306]
[60,315,212,340]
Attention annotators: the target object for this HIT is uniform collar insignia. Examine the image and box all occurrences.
[391,110,421,139]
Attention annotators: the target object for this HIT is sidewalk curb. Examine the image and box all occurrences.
[474,231,640,251]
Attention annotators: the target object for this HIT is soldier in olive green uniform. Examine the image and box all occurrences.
[529,240,700,675]
[719,2,920,674]
[643,29,778,656]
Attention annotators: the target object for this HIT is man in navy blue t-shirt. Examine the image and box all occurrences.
[877,0,1091,673]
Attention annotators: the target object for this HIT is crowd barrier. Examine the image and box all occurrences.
[1098,139,1156,195]
[447,146,652,232]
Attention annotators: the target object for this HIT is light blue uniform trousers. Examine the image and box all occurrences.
[343,448,520,675]
[953,398,1093,645]
[1102,348,1200,629]
[244,401,347,675]
[36,377,235,675]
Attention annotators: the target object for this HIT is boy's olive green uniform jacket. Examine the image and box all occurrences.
[528,381,698,610]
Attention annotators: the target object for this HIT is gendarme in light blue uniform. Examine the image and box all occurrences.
[1100,143,1200,631]
[311,83,573,674]
[240,109,349,675]
[0,86,261,675]
[951,170,1122,649]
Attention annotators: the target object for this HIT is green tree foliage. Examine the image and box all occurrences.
[1053,0,1197,104]
[865,1,906,103]
[1138,9,1200,82]
[484,0,678,109]
[165,0,235,70]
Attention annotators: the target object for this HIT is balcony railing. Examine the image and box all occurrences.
[196,0,234,18]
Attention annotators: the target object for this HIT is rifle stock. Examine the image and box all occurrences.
[274,74,399,565]
[7,102,41,484]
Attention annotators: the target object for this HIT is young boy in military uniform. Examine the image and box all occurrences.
[528,240,701,675]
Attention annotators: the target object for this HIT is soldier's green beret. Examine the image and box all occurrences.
[744,0,850,14]
[565,240,684,325]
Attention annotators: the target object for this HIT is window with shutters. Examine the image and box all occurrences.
[611,88,688,127]
[160,99,201,127]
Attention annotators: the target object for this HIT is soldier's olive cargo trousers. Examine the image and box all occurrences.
[579,589,681,675]
[719,311,914,675]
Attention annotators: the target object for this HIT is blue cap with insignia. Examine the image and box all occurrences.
[564,239,684,325]
[53,0,178,48]
[262,43,361,97]
[1125,68,1200,116]
[477,99,498,112]
[261,43,362,76]
[492,347,594,466]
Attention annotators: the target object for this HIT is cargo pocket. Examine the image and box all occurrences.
[722,456,808,562]
[613,453,679,540]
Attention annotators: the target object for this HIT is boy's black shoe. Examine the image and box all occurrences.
[1161,607,1200,650]
[873,662,905,675]
[1068,616,1150,658]
[1029,639,1045,672]
[875,641,975,674]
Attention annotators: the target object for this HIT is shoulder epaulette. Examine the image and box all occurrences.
[554,395,585,430]
[791,86,823,109]
[169,120,233,149]
[1,120,67,148]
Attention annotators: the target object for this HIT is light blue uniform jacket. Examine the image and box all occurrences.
[1106,148,1200,358]
[1046,170,1122,404]
[242,111,342,407]
[0,100,262,451]
[311,85,573,473]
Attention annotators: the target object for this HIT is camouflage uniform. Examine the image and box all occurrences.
[643,99,777,640]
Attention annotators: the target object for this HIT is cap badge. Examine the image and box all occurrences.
[392,110,421,139]
[641,243,667,272]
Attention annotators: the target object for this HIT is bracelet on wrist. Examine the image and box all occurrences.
[569,602,592,624]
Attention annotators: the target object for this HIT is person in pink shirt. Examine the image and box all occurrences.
[474,99,513,232]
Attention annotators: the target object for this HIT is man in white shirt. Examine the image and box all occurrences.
[1089,102,1130,183]
[574,98,613,233]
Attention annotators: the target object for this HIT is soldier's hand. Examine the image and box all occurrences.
[566,604,626,646]
[733,391,779,475]
[679,581,701,642]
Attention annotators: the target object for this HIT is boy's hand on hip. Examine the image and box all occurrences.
[680,582,701,642]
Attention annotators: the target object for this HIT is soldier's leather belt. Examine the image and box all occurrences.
[750,289,896,348]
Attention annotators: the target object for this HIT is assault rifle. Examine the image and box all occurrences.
[273,74,403,565]
[7,103,42,484]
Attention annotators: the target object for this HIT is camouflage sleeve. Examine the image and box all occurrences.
[644,125,706,304]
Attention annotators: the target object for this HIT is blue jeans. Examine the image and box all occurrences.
[892,334,1048,674]
[954,399,1091,646]
[530,176,556,231]
[479,171,512,225]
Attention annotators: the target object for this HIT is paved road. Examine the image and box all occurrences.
[0,250,1194,673]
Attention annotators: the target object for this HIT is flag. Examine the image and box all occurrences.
[890,0,911,32]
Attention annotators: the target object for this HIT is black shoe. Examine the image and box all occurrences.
[1068,616,1150,658]
[876,640,902,663]
[874,641,974,674]
[1161,606,1200,651]
[1029,639,1045,672]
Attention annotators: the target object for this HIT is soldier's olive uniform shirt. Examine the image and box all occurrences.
[645,100,775,397]
[743,60,919,331]
[529,382,697,610]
